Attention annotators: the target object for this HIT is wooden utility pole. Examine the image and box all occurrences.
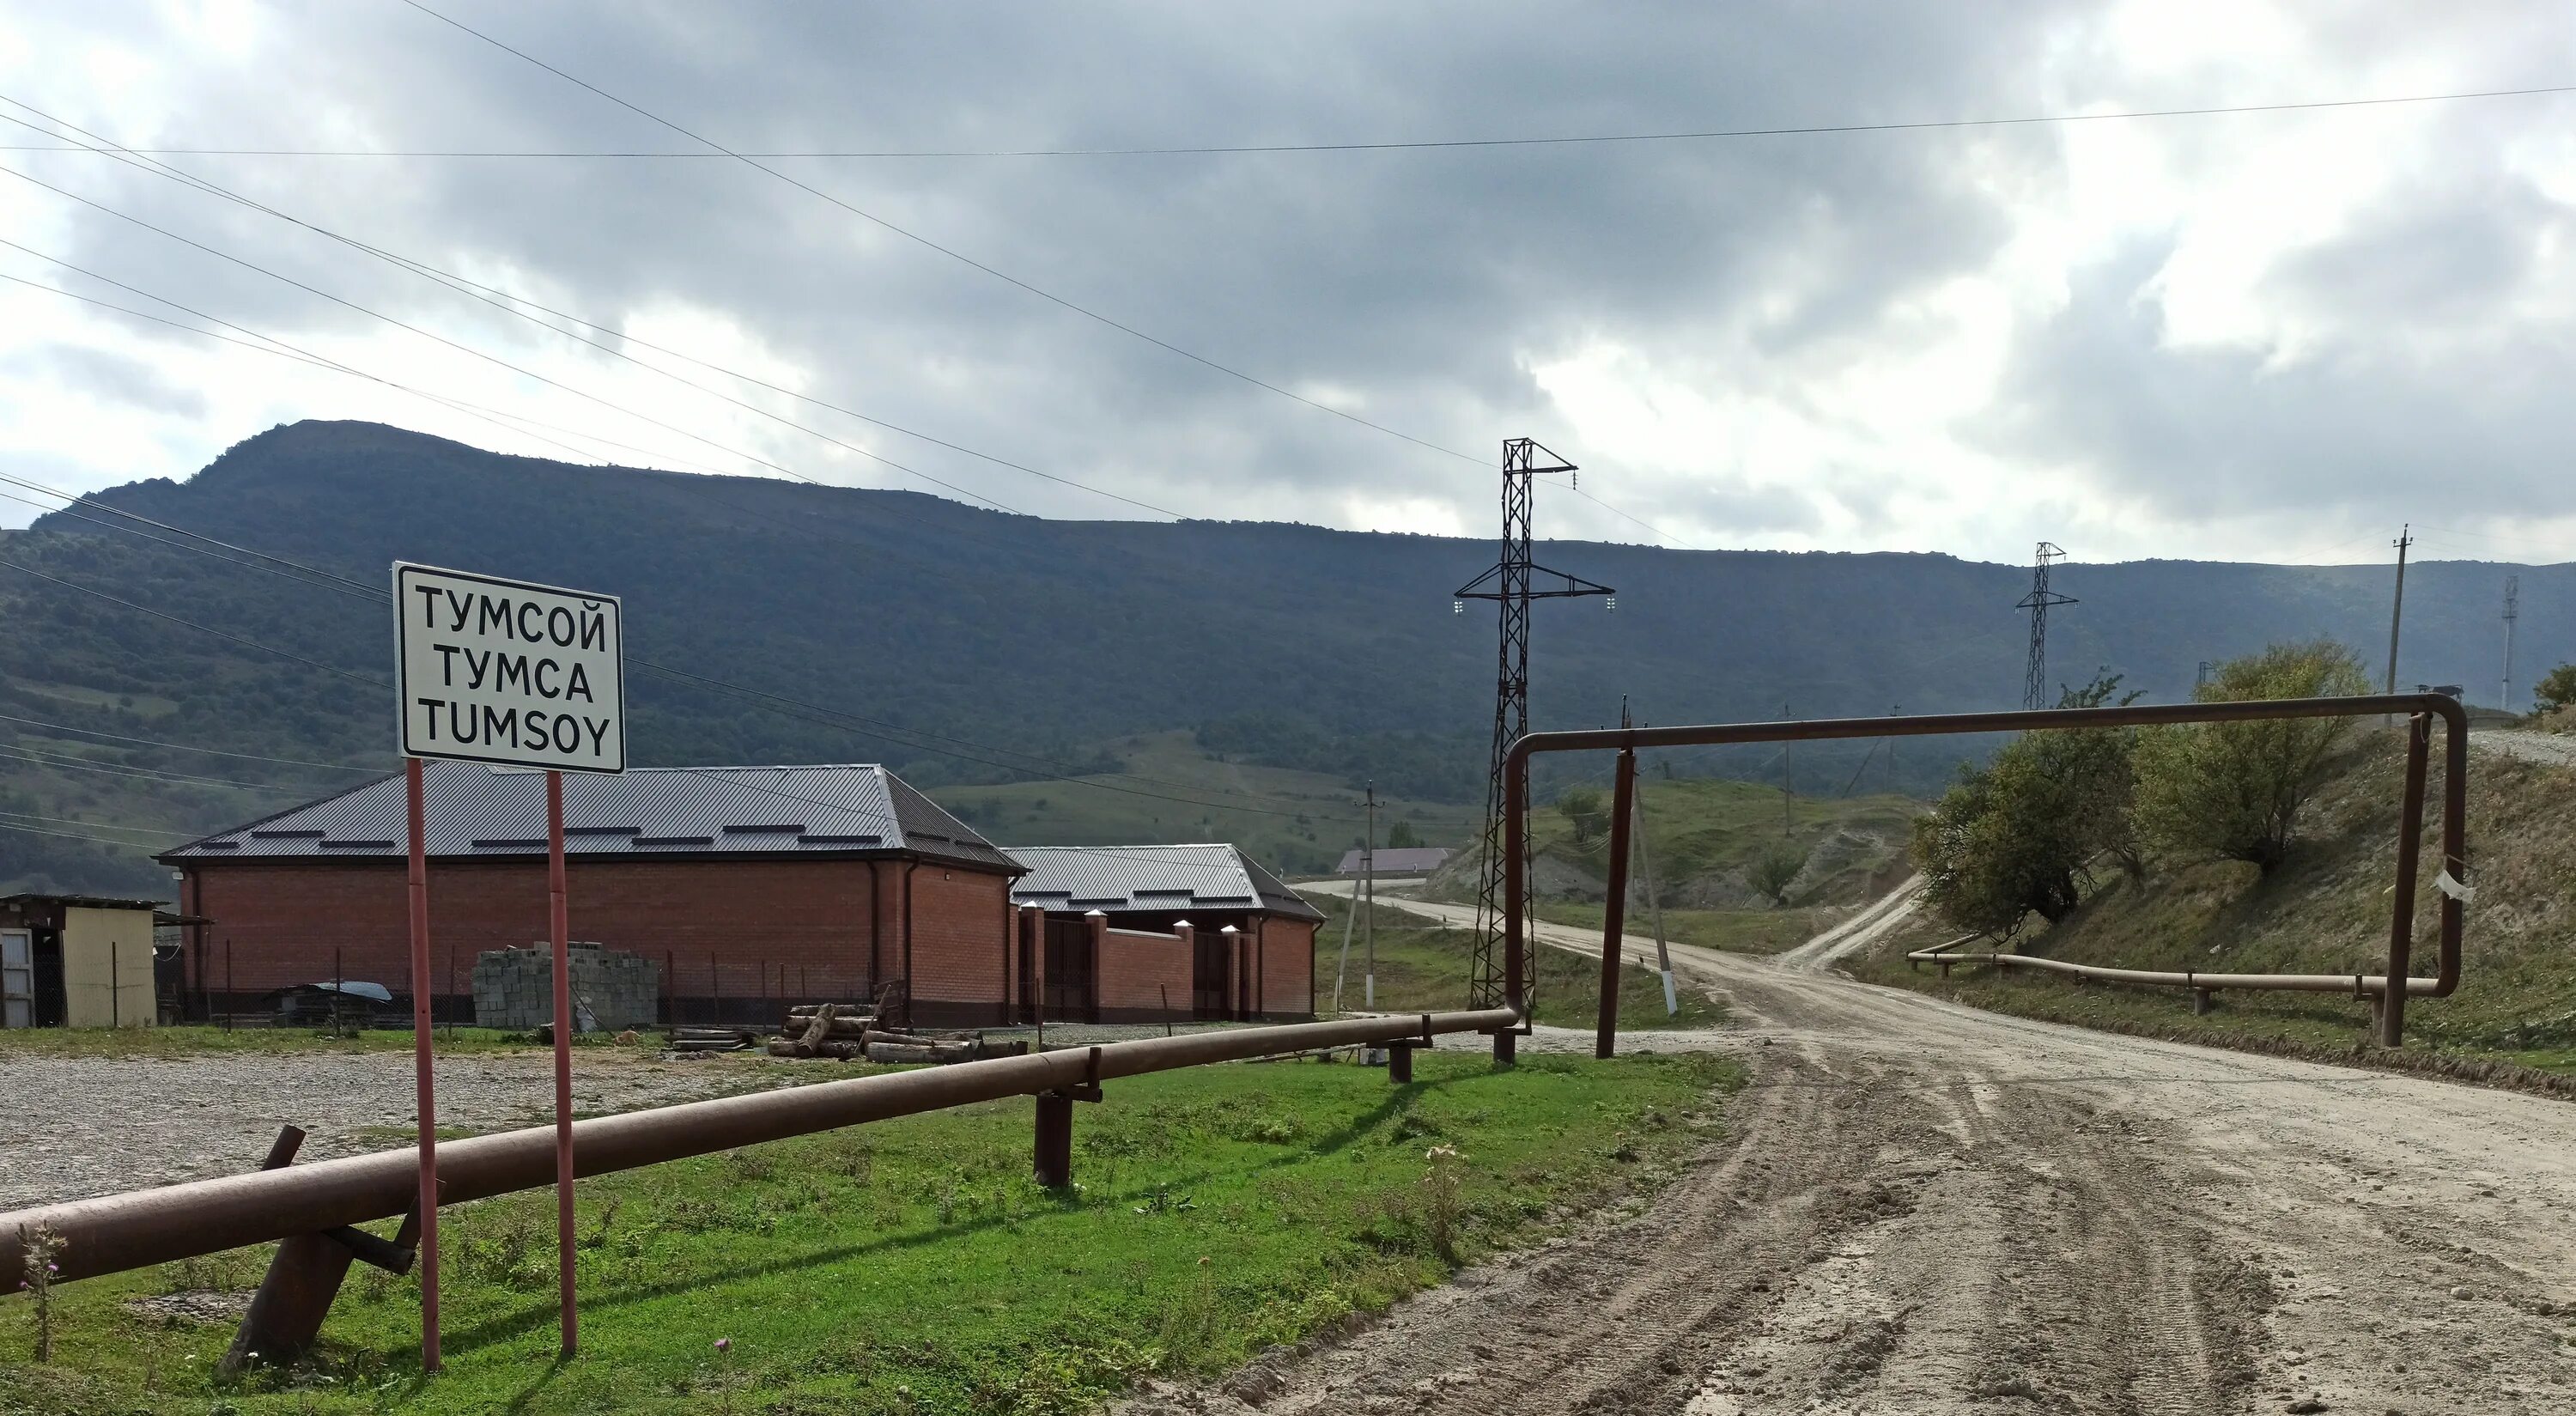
[1362,782,1377,1009]
[1781,702,1793,836]
[2385,526,2412,725]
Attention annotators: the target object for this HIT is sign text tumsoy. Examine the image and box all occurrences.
[395,563,625,774]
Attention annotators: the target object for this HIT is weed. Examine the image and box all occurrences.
[17,1221,64,1361]
[723,1146,776,1184]
[1420,1146,1468,1262]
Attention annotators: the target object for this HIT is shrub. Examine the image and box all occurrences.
[2130,641,2371,873]
[1911,672,2140,940]
[2534,663,2576,714]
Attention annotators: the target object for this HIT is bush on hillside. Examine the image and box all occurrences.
[1750,844,1805,906]
[2534,663,2576,714]
[1558,787,1609,847]
[2130,641,2371,874]
[1911,673,2141,941]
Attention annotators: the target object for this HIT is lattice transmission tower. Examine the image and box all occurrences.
[2016,542,2075,708]
[1456,438,1613,1011]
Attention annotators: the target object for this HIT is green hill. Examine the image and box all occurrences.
[6,418,2573,896]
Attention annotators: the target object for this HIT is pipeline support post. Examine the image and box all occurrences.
[1596,747,1637,1059]
[1498,725,1529,1067]
[2380,712,2433,1048]
[1033,1047,1103,1188]
[223,1127,418,1374]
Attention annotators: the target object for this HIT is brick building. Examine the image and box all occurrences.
[161,762,1024,1026]
[1006,845,1321,1023]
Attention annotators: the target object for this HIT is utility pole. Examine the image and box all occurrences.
[1780,702,1793,837]
[2196,660,2215,693]
[2385,525,2412,725]
[2017,542,2075,709]
[1457,438,1613,1028]
[2502,574,2520,714]
[1362,781,1376,1009]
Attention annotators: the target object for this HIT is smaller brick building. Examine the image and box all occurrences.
[1006,845,1321,1023]
[161,763,1025,1025]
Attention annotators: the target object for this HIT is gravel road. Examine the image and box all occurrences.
[1126,887,2576,1415]
[0,1051,769,1211]
[2474,726,2576,768]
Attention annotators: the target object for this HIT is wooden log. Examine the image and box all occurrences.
[797,1005,840,1051]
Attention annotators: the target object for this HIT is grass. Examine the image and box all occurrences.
[1310,894,1728,1030]
[1853,731,2576,1074]
[0,1025,584,1060]
[0,1048,1740,1415]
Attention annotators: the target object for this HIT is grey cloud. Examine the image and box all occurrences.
[8,342,207,418]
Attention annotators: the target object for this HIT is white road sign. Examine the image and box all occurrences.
[395,562,625,774]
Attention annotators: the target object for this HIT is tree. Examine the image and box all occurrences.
[2130,641,2371,873]
[2535,663,2576,714]
[1750,845,1805,906]
[1386,819,1423,850]
[1911,673,2141,940]
[1557,787,1609,847]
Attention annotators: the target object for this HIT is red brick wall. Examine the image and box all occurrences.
[185,857,1011,1017]
[1097,927,1192,1020]
[907,866,1012,1017]
[1261,918,1316,1017]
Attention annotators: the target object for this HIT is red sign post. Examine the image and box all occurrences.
[404,757,440,1370]
[395,562,623,1368]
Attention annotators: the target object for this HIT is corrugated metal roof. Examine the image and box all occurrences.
[160,763,1017,872]
[1005,844,1324,922]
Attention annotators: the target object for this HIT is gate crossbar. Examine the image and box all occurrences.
[1497,693,2465,1063]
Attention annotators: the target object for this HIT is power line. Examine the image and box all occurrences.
[0,712,386,772]
[0,100,1188,520]
[11,81,2570,159]
[0,743,309,793]
[0,555,392,687]
[1563,483,1683,547]
[0,818,165,849]
[396,0,1491,469]
[0,807,191,837]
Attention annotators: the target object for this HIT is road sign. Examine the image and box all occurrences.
[394,562,625,774]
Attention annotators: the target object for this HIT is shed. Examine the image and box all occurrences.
[0,894,162,1029]
[1005,844,1322,1023]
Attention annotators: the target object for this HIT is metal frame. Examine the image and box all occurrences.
[1507,694,2466,1065]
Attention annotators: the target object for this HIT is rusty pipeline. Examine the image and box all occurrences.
[1506,694,2466,1059]
[0,1008,1515,1292]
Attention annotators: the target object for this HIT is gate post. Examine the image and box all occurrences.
[1174,921,1196,1025]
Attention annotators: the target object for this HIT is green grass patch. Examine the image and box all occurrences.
[0,1049,1738,1415]
[1312,894,1727,1030]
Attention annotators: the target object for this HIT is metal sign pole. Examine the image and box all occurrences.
[405,758,441,1370]
[547,769,576,1357]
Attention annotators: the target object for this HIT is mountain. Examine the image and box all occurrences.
[3,419,2568,896]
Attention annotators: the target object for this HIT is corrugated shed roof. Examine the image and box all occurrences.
[1005,844,1325,922]
[159,763,1017,872]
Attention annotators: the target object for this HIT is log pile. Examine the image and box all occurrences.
[668,1026,760,1053]
[763,1002,1028,1064]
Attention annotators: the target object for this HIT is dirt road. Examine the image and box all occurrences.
[1135,887,2576,1414]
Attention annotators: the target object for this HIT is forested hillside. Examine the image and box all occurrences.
[3,419,2568,896]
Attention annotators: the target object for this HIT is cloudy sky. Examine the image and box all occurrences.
[3,1,2573,566]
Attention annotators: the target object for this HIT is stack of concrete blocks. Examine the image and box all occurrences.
[471,941,659,1031]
